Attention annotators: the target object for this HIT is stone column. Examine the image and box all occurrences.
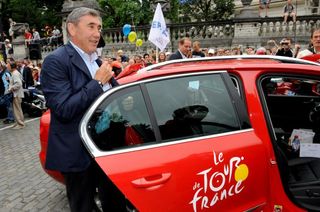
[232,0,261,47]
[11,23,29,60]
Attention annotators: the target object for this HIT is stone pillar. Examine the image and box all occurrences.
[60,0,102,44]
[232,0,261,47]
[11,23,29,60]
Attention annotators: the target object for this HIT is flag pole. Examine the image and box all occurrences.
[156,47,159,63]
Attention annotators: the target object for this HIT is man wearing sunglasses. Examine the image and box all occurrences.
[276,38,294,57]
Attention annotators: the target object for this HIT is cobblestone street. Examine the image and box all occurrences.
[0,118,69,212]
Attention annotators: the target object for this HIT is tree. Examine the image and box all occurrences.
[98,0,179,28]
[99,0,153,28]
[1,0,64,35]
[179,0,234,22]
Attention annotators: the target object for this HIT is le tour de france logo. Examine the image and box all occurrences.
[189,150,249,212]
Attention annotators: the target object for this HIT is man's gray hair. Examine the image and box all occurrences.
[66,7,101,37]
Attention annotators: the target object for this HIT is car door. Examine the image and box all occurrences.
[80,71,270,211]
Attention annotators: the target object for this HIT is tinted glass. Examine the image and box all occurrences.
[146,74,241,141]
[88,86,155,150]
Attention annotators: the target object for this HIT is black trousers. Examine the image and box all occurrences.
[62,161,127,212]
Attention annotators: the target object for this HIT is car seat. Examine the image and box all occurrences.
[275,144,320,209]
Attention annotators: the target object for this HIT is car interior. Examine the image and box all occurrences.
[260,76,320,211]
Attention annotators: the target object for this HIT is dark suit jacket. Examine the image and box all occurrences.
[41,42,117,172]
[22,65,34,88]
[168,50,183,60]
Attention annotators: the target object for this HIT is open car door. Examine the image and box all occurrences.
[80,72,270,211]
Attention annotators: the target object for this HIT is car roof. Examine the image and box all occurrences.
[118,55,320,84]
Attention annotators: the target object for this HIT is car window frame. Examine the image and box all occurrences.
[80,71,252,158]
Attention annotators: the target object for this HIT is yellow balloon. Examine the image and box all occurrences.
[128,31,137,43]
[136,39,143,47]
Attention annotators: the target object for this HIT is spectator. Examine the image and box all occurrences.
[43,25,52,38]
[158,52,167,63]
[216,48,225,56]
[128,58,135,66]
[19,59,34,88]
[32,66,40,84]
[259,0,271,18]
[117,49,129,62]
[297,28,320,58]
[208,49,215,57]
[231,46,242,55]
[266,40,279,55]
[111,61,122,77]
[276,38,294,57]
[192,41,205,58]
[4,39,13,60]
[7,61,24,129]
[24,29,32,46]
[224,49,231,56]
[49,26,61,46]
[143,53,153,66]
[283,0,296,23]
[32,28,40,43]
[168,37,192,60]
[256,47,267,55]
[134,55,145,67]
[0,61,14,124]
[245,46,255,55]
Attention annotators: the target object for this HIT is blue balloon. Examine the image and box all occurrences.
[122,24,131,36]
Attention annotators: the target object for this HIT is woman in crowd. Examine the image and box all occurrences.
[158,52,167,63]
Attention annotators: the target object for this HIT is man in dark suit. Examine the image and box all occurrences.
[168,37,192,60]
[20,59,34,88]
[41,7,125,212]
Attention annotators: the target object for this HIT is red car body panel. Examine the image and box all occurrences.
[39,110,64,184]
[40,57,320,211]
[95,130,271,211]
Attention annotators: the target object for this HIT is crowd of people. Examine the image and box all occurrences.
[23,25,63,51]
[0,57,42,128]
[98,28,320,80]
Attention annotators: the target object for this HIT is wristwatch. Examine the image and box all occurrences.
[97,80,103,88]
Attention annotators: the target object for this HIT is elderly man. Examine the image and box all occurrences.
[297,28,320,59]
[41,7,125,212]
[168,37,192,60]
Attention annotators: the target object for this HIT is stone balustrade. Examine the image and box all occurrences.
[101,15,320,56]
[12,15,320,60]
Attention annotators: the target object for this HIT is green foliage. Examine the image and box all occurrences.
[167,0,179,23]
[179,0,235,22]
[98,0,180,28]
[99,0,153,28]
[1,0,64,33]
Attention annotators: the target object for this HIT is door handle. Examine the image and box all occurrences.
[131,173,171,188]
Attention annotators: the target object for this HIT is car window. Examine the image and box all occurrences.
[146,74,241,141]
[263,77,320,97]
[87,86,156,150]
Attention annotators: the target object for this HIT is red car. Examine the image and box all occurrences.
[40,55,320,212]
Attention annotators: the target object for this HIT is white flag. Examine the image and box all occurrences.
[148,3,170,52]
